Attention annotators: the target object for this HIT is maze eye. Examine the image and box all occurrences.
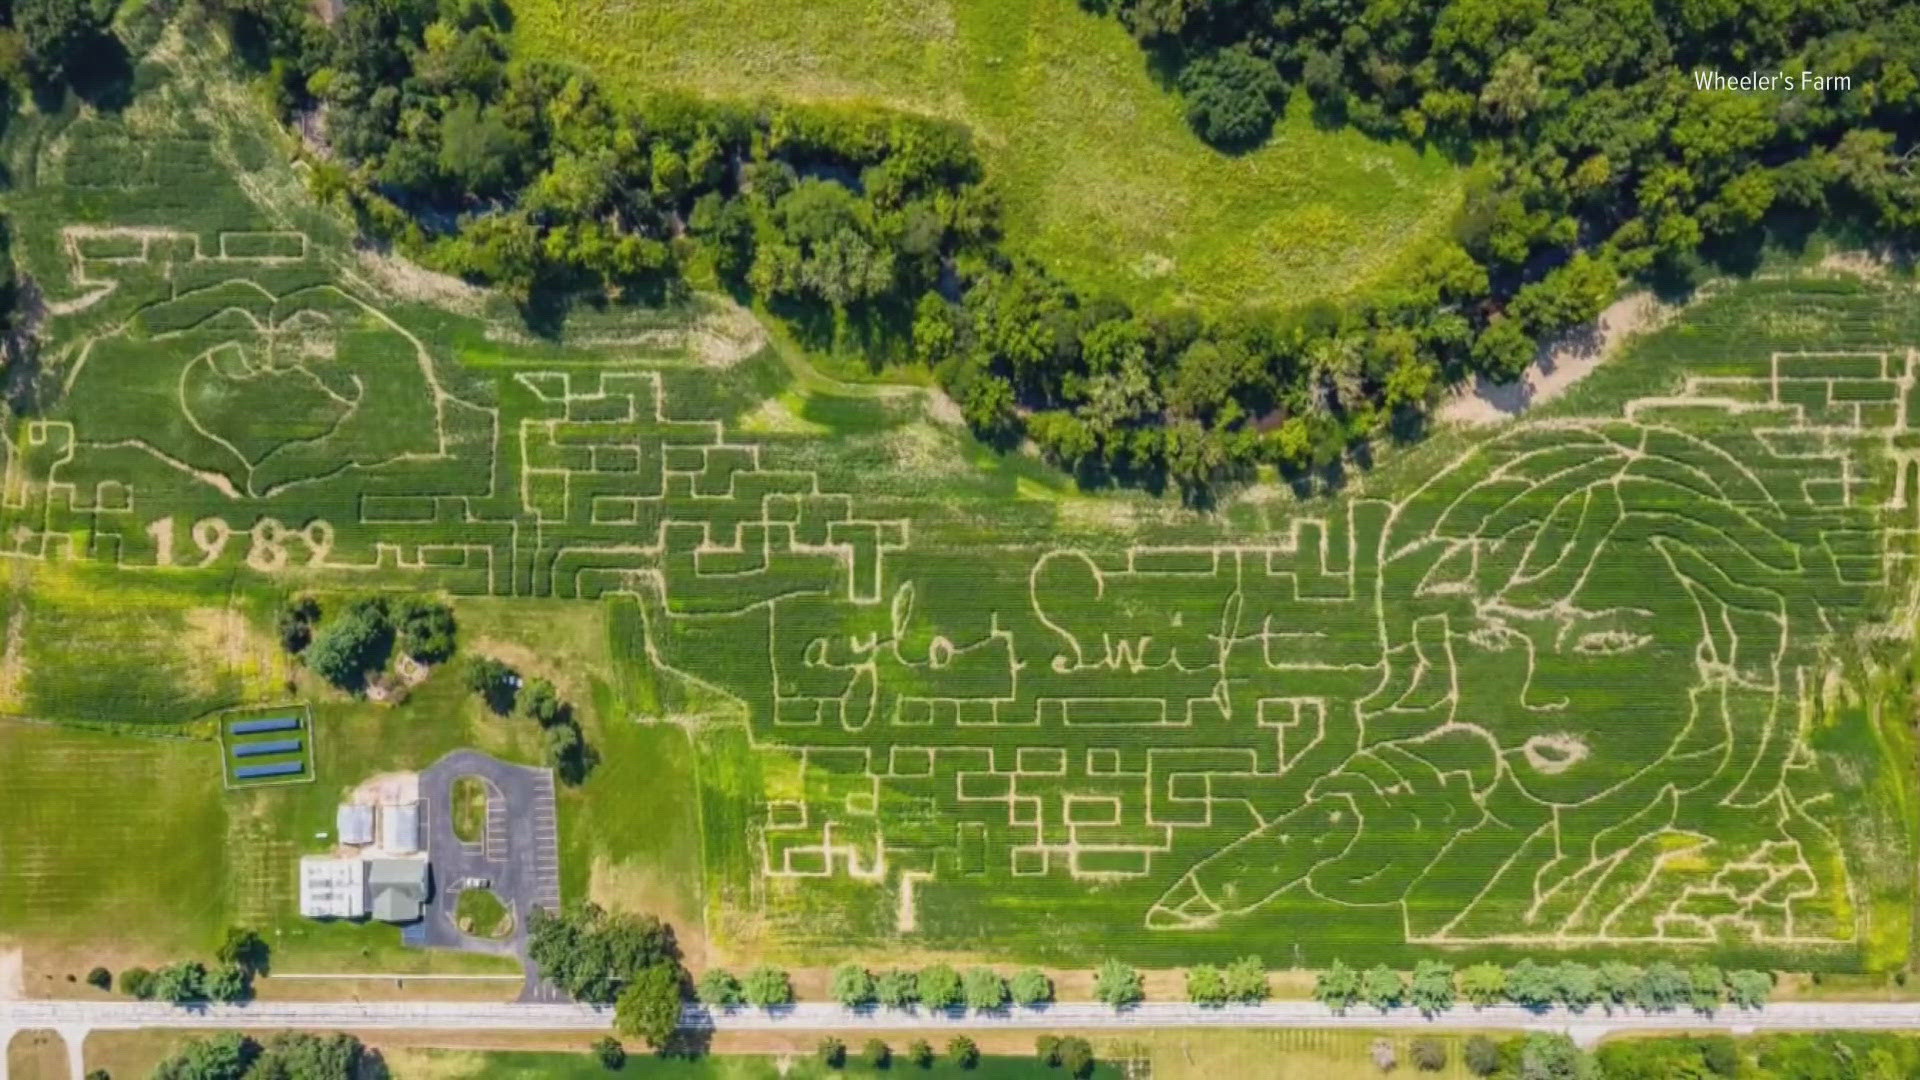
[1573,631,1652,655]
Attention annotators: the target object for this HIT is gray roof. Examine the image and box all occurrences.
[365,858,429,923]
[371,887,423,923]
[336,804,374,846]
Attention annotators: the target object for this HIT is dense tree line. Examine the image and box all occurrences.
[526,902,687,1048]
[463,656,596,783]
[1311,957,1771,1015]
[196,0,1920,497]
[148,1032,382,1080]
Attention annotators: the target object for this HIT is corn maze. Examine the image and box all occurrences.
[11,224,1919,963]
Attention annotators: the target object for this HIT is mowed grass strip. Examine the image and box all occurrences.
[508,0,1466,311]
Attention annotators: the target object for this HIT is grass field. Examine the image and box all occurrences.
[457,888,513,938]
[0,30,1913,984]
[507,0,1467,312]
[399,1049,1123,1079]
[452,775,487,843]
[5,1030,66,1080]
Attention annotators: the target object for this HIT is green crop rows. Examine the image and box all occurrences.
[9,59,1917,972]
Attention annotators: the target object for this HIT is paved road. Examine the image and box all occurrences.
[11,997,1920,1041]
[416,749,564,1002]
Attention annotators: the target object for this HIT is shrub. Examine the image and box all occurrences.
[1726,969,1772,1010]
[947,1035,979,1069]
[1411,1037,1447,1071]
[277,595,319,653]
[1179,45,1286,150]
[1464,1035,1500,1077]
[592,1036,625,1070]
[1036,1035,1060,1065]
[151,960,207,1004]
[119,966,153,1000]
[864,1038,891,1068]
[907,1039,933,1067]
[1370,1038,1397,1072]
[85,966,111,991]
[818,1036,846,1068]
[1056,1036,1095,1078]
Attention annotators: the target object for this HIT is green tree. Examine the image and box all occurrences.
[393,598,456,662]
[1179,45,1286,149]
[1507,960,1556,1008]
[119,966,154,1000]
[864,1038,891,1068]
[1555,962,1598,1011]
[216,927,269,975]
[14,0,103,85]
[743,965,793,1009]
[1036,1035,1061,1065]
[1460,962,1507,1007]
[697,968,742,1008]
[1010,967,1053,1006]
[592,1036,625,1070]
[249,1032,372,1080]
[963,967,1008,1011]
[1726,969,1771,1010]
[151,1032,254,1080]
[1094,959,1144,1009]
[919,964,962,1010]
[614,963,683,1048]
[830,963,875,1007]
[876,968,919,1008]
[1362,965,1405,1011]
[85,966,111,991]
[1187,964,1227,1006]
[1636,962,1689,1012]
[525,903,679,1005]
[205,965,250,1004]
[907,1038,933,1067]
[438,100,530,196]
[1056,1036,1096,1079]
[947,1035,979,1069]
[817,1036,846,1068]
[1596,962,1641,1011]
[1314,960,1362,1014]
[519,678,566,726]
[1687,964,1724,1014]
[545,720,597,785]
[1224,955,1268,1003]
[152,961,207,1005]
[305,599,393,692]
[277,595,319,654]
[1409,961,1455,1016]
[464,656,518,714]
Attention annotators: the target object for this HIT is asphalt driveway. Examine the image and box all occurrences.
[418,749,562,1001]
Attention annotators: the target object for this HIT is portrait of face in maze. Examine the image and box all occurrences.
[62,279,449,498]
[1153,417,1875,939]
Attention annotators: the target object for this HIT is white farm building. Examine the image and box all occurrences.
[298,855,367,919]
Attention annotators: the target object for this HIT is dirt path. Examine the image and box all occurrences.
[1440,292,1670,425]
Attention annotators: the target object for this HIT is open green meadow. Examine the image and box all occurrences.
[0,33,1915,983]
[506,0,1467,312]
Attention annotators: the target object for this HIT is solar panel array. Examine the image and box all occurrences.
[234,760,304,780]
[229,716,298,735]
[232,737,302,758]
